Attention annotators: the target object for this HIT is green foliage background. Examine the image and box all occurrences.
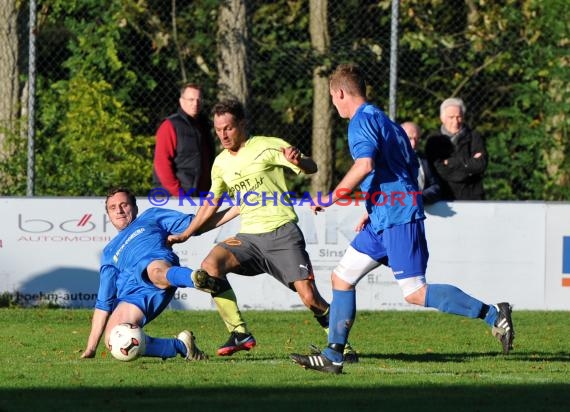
[1,0,568,199]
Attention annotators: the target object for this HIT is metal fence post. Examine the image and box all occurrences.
[26,0,37,197]
[388,0,399,121]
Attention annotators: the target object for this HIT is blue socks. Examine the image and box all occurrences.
[320,284,499,364]
[166,266,194,288]
[143,335,186,359]
[426,284,499,326]
[483,305,499,326]
[425,283,488,319]
[323,289,356,363]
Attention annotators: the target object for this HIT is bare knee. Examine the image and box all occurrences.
[201,257,220,277]
[403,285,427,306]
[105,303,144,347]
[404,294,421,306]
[147,260,171,289]
[201,246,238,277]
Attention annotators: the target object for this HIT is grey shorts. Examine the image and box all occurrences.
[218,221,313,291]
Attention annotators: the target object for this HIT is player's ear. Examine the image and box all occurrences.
[331,88,344,100]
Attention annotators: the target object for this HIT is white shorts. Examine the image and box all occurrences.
[333,246,381,285]
[334,245,426,297]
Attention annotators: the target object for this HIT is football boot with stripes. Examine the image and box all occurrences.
[290,353,343,374]
[491,302,514,354]
[309,343,358,363]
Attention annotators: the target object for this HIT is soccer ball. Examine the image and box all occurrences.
[108,323,146,361]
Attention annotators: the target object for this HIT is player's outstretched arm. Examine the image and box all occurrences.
[309,157,373,215]
[196,206,240,235]
[81,308,109,359]
[330,157,373,202]
[168,201,220,245]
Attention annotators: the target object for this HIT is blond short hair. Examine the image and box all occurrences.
[329,63,366,97]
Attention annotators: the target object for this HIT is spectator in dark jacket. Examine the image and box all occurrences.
[401,121,441,204]
[425,98,487,200]
[153,83,215,196]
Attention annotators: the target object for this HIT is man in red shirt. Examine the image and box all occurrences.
[153,83,215,196]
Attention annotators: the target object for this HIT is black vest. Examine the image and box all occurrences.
[154,109,212,193]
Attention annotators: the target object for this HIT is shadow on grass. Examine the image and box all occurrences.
[1,385,569,412]
[362,351,570,362]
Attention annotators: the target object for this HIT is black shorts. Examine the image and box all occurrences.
[218,221,313,291]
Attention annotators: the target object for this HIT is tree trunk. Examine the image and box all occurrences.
[216,0,249,106]
[544,79,569,199]
[309,0,333,194]
[0,0,20,161]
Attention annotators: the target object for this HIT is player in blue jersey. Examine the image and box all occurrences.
[80,187,237,361]
[290,64,514,374]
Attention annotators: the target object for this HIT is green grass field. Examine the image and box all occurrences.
[0,308,568,412]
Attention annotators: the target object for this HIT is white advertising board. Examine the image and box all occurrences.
[544,204,570,309]
[1,197,568,310]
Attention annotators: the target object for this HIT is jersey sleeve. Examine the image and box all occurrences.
[262,136,302,174]
[348,118,378,159]
[147,207,194,234]
[94,264,118,312]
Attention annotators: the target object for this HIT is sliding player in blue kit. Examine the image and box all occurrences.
[290,64,514,374]
[81,187,237,361]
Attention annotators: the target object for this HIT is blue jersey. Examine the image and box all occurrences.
[95,208,193,313]
[348,103,425,231]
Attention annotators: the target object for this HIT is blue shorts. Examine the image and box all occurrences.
[350,220,429,279]
[116,282,176,326]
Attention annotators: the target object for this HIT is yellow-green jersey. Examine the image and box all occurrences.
[210,136,302,234]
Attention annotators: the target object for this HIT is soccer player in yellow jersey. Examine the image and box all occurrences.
[169,99,357,360]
